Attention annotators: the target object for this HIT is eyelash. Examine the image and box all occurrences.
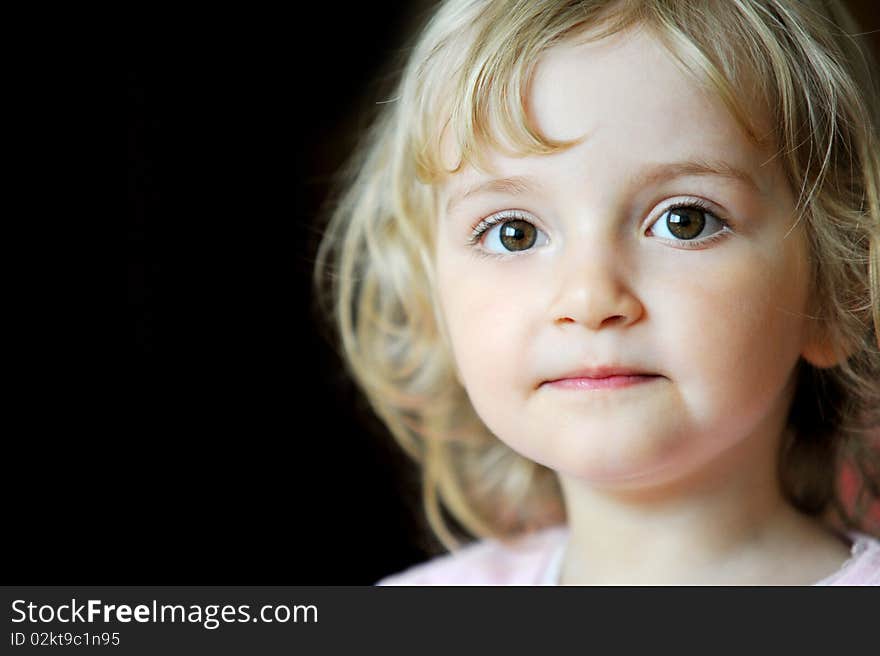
[467,199,733,260]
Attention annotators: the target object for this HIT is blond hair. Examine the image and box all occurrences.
[313,0,880,551]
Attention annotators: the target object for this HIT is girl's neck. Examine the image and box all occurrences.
[557,494,847,584]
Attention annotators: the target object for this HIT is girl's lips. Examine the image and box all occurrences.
[543,375,661,390]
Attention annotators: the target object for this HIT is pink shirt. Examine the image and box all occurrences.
[377,525,880,585]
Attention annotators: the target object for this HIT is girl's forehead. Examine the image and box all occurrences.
[535,28,771,143]
[437,27,779,201]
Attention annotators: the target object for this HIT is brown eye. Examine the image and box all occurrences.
[471,213,549,256]
[498,219,539,251]
[666,207,705,239]
[650,204,727,245]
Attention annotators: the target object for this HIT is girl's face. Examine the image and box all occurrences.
[434,27,826,489]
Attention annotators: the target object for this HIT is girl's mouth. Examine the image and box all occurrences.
[543,375,662,390]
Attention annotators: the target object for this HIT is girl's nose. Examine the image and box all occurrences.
[550,248,643,331]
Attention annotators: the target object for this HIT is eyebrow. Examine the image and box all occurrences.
[444,159,764,215]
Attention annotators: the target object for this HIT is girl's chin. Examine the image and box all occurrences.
[551,448,697,489]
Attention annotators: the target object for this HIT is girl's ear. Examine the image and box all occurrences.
[801,339,842,369]
[800,320,854,369]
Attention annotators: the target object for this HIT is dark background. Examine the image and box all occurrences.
[122,5,443,584]
[12,2,874,585]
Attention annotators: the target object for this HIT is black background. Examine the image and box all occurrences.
[10,2,877,586]
[122,5,442,584]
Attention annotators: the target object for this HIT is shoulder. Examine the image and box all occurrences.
[375,525,568,586]
[818,531,880,586]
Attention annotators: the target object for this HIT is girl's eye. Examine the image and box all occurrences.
[648,203,729,244]
[472,214,549,255]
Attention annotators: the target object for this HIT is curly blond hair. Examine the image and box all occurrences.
[313,0,880,552]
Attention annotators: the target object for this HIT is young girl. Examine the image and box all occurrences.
[313,0,880,584]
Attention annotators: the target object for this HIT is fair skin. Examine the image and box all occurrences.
[433,26,852,584]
